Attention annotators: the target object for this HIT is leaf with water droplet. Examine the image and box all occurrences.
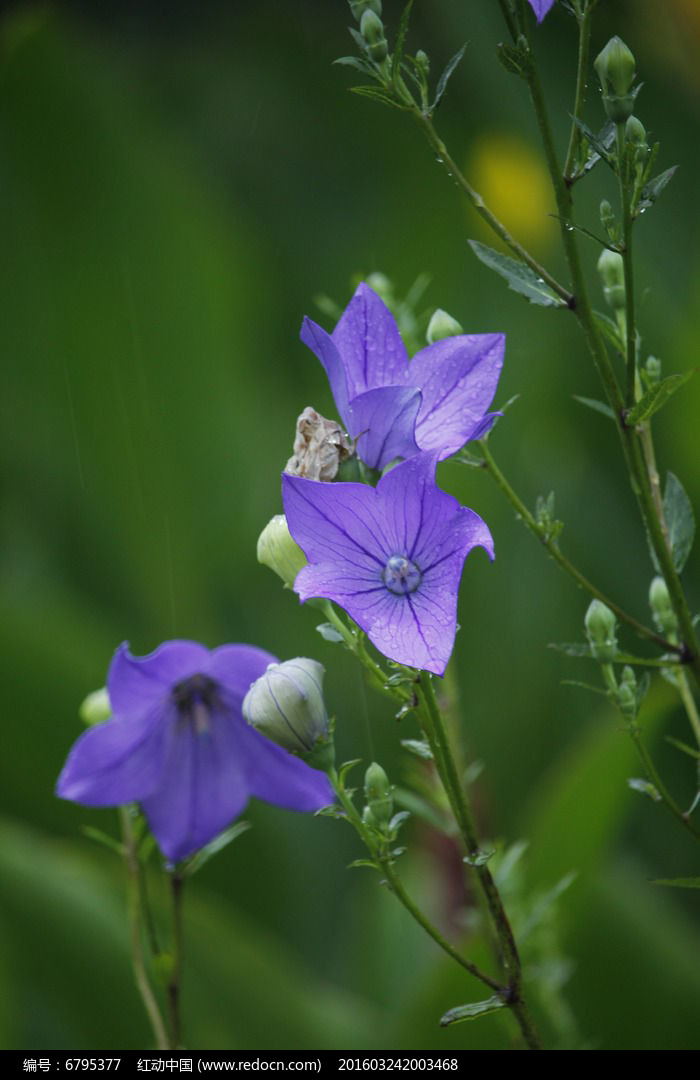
[440,995,506,1027]
[636,166,677,216]
[468,240,567,307]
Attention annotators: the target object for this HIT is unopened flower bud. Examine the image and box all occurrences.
[349,0,382,23]
[597,248,625,311]
[415,50,430,78]
[365,272,393,304]
[426,308,463,344]
[79,687,111,727]
[599,199,615,235]
[243,659,332,767]
[645,355,661,384]
[594,37,637,123]
[625,115,646,146]
[257,514,307,589]
[585,599,618,663]
[649,576,678,639]
[618,665,637,718]
[364,762,393,826]
[360,9,388,62]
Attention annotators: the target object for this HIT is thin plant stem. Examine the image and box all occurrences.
[119,808,170,1051]
[677,670,700,750]
[327,769,503,995]
[167,871,185,1049]
[478,439,679,654]
[563,1,594,184]
[415,672,543,1050]
[616,124,637,405]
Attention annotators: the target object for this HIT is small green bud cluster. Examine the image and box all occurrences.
[594,36,637,123]
[360,8,388,63]
[426,308,463,344]
[257,514,307,590]
[599,199,616,242]
[644,355,661,386]
[349,0,382,21]
[597,248,625,312]
[617,665,638,719]
[363,762,394,830]
[649,576,678,640]
[585,599,618,663]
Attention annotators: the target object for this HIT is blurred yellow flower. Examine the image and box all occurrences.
[467,132,556,251]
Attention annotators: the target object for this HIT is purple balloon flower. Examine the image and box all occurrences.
[527,0,555,21]
[301,283,504,470]
[56,640,333,862]
[282,452,494,675]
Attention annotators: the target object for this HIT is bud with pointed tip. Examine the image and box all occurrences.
[649,576,677,639]
[360,9,388,62]
[618,665,637,718]
[349,0,382,22]
[79,687,111,727]
[426,308,464,344]
[257,514,307,589]
[364,762,393,827]
[585,599,618,663]
[594,37,637,122]
[243,658,333,768]
[597,248,625,311]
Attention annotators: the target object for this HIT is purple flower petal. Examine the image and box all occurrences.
[527,0,555,22]
[407,335,505,459]
[58,639,334,861]
[56,703,170,806]
[332,282,409,397]
[347,385,421,470]
[283,452,494,674]
[300,316,352,429]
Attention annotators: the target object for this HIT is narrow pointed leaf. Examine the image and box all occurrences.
[468,240,566,307]
[636,166,678,215]
[181,821,252,877]
[664,471,695,572]
[349,85,409,110]
[392,0,416,86]
[665,735,700,761]
[624,371,695,426]
[432,44,466,109]
[440,995,506,1027]
[593,310,625,352]
[316,622,345,643]
[333,56,378,76]
[573,395,616,420]
[463,848,494,867]
[400,738,433,760]
[572,117,616,168]
[628,777,661,802]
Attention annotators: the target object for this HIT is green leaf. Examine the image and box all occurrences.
[333,56,377,76]
[463,848,494,867]
[627,777,662,802]
[338,758,363,786]
[651,877,700,890]
[80,826,125,857]
[624,371,695,426]
[573,395,616,421]
[578,121,616,177]
[349,85,409,110]
[453,448,485,467]
[347,859,378,871]
[316,622,344,643]
[593,310,625,352]
[388,810,411,833]
[561,679,609,697]
[636,166,677,216]
[495,42,530,78]
[400,738,433,760]
[432,44,466,109]
[181,821,251,877]
[572,118,616,169]
[468,240,567,307]
[665,735,700,760]
[440,994,506,1027]
[391,0,415,87]
[663,471,695,572]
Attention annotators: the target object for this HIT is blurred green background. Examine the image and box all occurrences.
[1,0,699,1051]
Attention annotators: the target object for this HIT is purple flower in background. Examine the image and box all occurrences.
[527,0,555,22]
[56,641,333,861]
[282,451,494,675]
[301,284,504,470]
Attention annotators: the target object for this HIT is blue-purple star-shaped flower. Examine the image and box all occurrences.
[301,283,504,470]
[282,452,494,675]
[56,641,333,861]
[527,0,555,21]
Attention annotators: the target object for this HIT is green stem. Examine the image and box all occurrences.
[119,809,170,1051]
[517,20,700,686]
[416,672,543,1050]
[167,871,184,1049]
[413,110,573,306]
[320,601,409,701]
[616,124,637,405]
[479,439,679,654]
[328,769,503,995]
[677,669,700,750]
[563,2,593,183]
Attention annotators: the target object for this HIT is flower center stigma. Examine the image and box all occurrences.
[172,673,220,736]
[382,554,422,596]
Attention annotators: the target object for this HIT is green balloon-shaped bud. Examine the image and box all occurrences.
[415,50,430,78]
[649,576,678,639]
[79,687,111,727]
[364,762,393,827]
[349,0,382,23]
[257,514,307,590]
[618,665,637,718]
[360,8,388,62]
[594,37,637,122]
[426,308,464,344]
[243,658,332,767]
[585,599,618,663]
[597,248,625,311]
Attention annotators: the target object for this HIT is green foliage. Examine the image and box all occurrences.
[663,472,695,573]
[467,241,568,307]
[624,371,695,426]
[440,995,506,1027]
